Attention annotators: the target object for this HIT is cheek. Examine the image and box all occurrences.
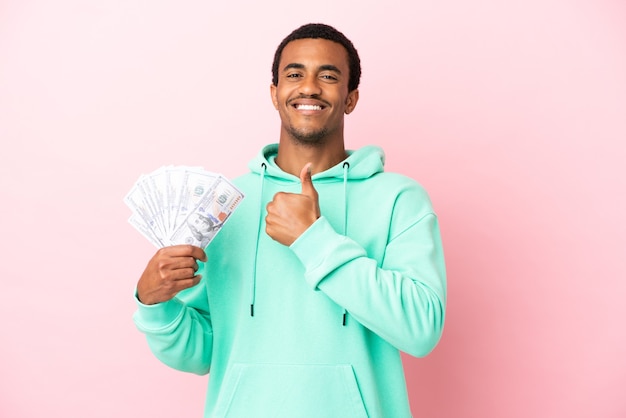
[275,91,288,109]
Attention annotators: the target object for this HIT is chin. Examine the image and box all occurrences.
[288,127,328,146]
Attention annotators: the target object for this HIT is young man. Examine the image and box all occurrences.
[134,23,447,418]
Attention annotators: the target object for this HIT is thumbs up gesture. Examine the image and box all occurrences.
[266,163,321,246]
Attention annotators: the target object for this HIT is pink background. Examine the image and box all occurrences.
[1,0,625,417]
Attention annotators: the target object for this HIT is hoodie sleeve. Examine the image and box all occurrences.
[289,184,447,358]
[133,276,213,375]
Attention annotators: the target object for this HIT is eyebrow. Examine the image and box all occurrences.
[282,63,342,74]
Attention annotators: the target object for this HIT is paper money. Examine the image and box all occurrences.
[124,166,244,248]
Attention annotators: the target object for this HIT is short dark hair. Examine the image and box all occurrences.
[271,23,361,92]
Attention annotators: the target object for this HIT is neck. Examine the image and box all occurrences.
[275,137,348,176]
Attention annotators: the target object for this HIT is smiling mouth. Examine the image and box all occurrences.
[294,104,324,111]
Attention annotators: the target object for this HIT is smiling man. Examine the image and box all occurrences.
[133,23,447,418]
[271,37,358,146]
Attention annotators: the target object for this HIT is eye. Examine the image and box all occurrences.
[286,73,302,79]
[320,74,338,82]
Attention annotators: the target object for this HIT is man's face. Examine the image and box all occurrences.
[270,38,359,145]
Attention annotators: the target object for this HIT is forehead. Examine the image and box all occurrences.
[280,38,349,71]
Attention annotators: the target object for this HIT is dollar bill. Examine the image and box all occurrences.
[169,176,243,248]
[124,175,166,240]
[171,168,218,233]
[125,166,244,248]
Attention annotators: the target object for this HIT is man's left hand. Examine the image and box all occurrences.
[265,163,320,246]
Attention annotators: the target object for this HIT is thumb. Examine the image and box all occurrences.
[299,163,318,199]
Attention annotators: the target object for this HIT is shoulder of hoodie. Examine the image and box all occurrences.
[368,171,436,214]
[368,170,433,198]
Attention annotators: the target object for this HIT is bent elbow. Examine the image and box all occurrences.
[404,303,446,358]
[405,326,444,357]
[157,351,212,376]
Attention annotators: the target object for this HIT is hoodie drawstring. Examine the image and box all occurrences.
[341,162,349,326]
[250,162,267,316]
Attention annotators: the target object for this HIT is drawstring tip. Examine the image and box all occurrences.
[250,304,255,317]
[342,312,347,326]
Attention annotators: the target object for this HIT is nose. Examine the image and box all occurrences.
[298,75,322,96]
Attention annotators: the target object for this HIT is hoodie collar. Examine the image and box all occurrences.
[248,143,385,181]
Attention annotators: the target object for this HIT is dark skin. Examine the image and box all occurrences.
[136,38,358,305]
[137,245,206,305]
[265,162,320,246]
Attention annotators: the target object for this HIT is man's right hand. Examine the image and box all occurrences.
[136,245,207,305]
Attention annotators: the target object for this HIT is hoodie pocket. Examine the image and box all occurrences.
[212,363,368,418]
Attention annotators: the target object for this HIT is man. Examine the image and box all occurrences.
[134,23,447,418]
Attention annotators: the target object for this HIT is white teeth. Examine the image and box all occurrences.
[296,104,322,110]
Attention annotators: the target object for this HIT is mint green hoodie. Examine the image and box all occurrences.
[134,144,447,418]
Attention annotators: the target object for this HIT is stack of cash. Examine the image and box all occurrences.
[124,166,244,248]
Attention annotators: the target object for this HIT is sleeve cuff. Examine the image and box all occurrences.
[290,216,365,289]
[133,292,185,332]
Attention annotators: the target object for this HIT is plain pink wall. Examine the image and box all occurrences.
[1,1,625,417]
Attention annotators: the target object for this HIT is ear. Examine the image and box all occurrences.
[345,89,359,115]
[270,83,278,110]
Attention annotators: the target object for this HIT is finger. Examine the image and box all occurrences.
[175,258,199,272]
[299,163,317,199]
[169,267,202,281]
[197,248,208,262]
[177,275,203,290]
[167,275,203,297]
[187,245,207,262]
[162,244,207,262]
